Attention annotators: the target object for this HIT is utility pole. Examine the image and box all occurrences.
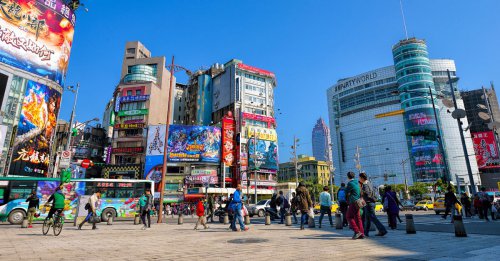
[401,158,410,200]
[254,129,258,204]
[291,136,299,187]
[326,144,335,201]
[66,83,80,151]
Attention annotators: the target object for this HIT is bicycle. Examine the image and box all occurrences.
[42,208,65,236]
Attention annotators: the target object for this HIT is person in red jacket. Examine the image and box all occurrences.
[194,198,209,230]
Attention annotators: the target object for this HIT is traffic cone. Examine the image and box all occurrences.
[405,214,416,234]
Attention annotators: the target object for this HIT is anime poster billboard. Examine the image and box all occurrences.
[0,0,76,85]
[144,124,166,182]
[222,115,235,166]
[168,125,221,163]
[472,131,500,169]
[248,138,278,171]
[9,80,61,176]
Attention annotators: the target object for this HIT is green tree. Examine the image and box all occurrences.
[409,182,430,199]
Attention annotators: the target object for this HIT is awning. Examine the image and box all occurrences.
[183,194,205,202]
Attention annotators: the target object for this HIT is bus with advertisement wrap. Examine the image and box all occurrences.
[0,177,153,224]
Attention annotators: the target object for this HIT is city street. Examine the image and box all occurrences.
[0,212,498,260]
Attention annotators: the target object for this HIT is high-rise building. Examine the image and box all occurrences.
[278,155,331,186]
[327,38,480,193]
[312,118,332,162]
[104,41,174,179]
[462,85,500,189]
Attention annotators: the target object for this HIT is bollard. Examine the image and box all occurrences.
[335,213,343,229]
[223,213,229,225]
[453,215,467,237]
[107,215,113,226]
[405,214,416,234]
[308,215,315,228]
[134,214,140,225]
[244,215,251,225]
[178,214,183,225]
[265,212,271,225]
[21,217,28,228]
[285,213,292,226]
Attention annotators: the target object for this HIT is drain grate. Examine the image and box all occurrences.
[227,238,269,244]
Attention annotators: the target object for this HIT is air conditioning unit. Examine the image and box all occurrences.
[259,93,263,96]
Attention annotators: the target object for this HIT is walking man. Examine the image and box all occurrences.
[207,195,215,222]
[278,191,289,224]
[78,190,101,230]
[194,199,209,230]
[139,189,154,230]
[359,172,387,236]
[296,182,313,230]
[478,187,491,222]
[337,183,349,227]
[318,186,333,228]
[346,171,364,239]
[442,186,461,222]
[26,189,39,228]
[230,184,248,232]
[290,192,299,224]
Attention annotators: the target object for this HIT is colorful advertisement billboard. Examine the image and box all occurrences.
[222,115,235,166]
[248,138,278,171]
[0,0,75,85]
[168,125,221,163]
[144,124,166,182]
[9,80,61,176]
[472,131,500,169]
[404,108,444,182]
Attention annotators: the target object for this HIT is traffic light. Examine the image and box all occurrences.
[60,169,71,183]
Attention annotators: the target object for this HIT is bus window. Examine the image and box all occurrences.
[100,188,116,198]
[85,182,96,195]
[0,188,5,205]
[116,189,134,198]
[134,183,146,197]
[9,181,37,200]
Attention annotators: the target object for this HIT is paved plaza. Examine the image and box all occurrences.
[0,215,499,261]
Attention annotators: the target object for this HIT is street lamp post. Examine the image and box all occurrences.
[446,70,477,195]
[400,158,410,200]
[66,83,80,151]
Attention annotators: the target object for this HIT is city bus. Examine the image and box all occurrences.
[0,177,154,224]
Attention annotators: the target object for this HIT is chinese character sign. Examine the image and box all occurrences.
[222,116,235,166]
[472,131,500,169]
[0,0,76,85]
[9,80,61,176]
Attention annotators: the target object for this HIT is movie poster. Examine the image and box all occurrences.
[0,0,75,85]
[9,80,61,176]
[472,131,500,169]
[222,115,235,166]
[168,125,221,163]
[144,124,166,182]
[248,138,278,170]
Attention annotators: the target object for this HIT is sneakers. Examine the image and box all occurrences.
[142,225,147,230]
[352,232,363,240]
[375,231,387,237]
[243,227,249,232]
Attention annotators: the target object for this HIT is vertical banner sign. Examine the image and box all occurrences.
[222,115,235,166]
[0,0,76,86]
[144,124,166,182]
[9,80,61,176]
[472,131,500,169]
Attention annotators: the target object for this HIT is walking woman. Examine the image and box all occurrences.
[382,186,401,230]
[295,182,313,230]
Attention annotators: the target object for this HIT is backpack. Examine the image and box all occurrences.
[338,189,346,202]
[363,183,377,202]
[139,195,147,208]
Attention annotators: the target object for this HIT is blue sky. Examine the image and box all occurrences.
[62,0,500,162]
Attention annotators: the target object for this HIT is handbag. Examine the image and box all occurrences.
[308,207,315,218]
[89,214,101,224]
[356,198,366,208]
[85,202,90,210]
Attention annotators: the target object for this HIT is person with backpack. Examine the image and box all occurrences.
[25,189,39,228]
[194,198,209,230]
[139,189,154,230]
[442,186,461,222]
[230,184,248,232]
[337,183,348,227]
[359,173,387,236]
[478,187,491,222]
[277,191,290,224]
[382,186,401,230]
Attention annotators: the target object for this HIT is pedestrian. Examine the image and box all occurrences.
[78,190,101,230]
[337,183,349,227]
[25,189,39,228]
[318,186,333,228]
[359,172,387,237]
[460,193,472,218]
[478,187,491,222]
[194,199,209,230]
[442,186,461,221]
[278,191,289,224]
[290,192,299,224]
[270,192,278,219]
[296,182,313,230]
[382,186,401,230]
[207,195,215,222]
[345,172,364,239]
[473,194,482,219]
[230,185,248,232]
[139,189,154,230]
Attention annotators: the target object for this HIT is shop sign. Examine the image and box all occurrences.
[120,95,150,103]
[112,147,144,153]
[118,109,148,116]
[114,123,145,129]
[191,169,217,176]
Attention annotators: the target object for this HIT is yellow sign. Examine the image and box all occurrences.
[498,181,500,191]
[246,126,277,141]
[375,109,405,119]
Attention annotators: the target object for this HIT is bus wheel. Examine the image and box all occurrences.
[101,208,117,222]
[8,209,26,224]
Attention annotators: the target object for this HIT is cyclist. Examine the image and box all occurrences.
[45,186,65,224]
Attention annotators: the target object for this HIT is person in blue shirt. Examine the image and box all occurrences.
[230,184,249,232]
[318,186,333,228]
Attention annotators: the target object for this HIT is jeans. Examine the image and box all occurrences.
[280,208,287,223]
[318,205,333,226]
[300,212,309,227]
[443,204,456,219]
[346,202,364,235]
[79,209,97,229]
[27,207,36,225]
[231,206,245,230]
[291,209,298,223]
[363,202,386,236]
[387,210,397,229]
[141,209,151,227]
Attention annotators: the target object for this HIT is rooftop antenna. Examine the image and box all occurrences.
[399,0,409,40]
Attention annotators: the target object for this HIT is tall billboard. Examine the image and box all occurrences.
[0,0,76,85]
[222,115,235,166]
[168,125,221,163]
[472,131,500,169]
[404,108,445,182]
[248,138,278,171]
[9,79,61,176]
[144,124,165,182]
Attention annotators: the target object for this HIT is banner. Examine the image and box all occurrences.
[248,138,278,170]
[0,0,75,85]
[472,131,500,169]
[9,80,61,176]
[222,115,235,166]
[112,147,143,153]
[114,123,145,129]
[144,125,166,182]
[246,126,277,141]
[118,109,148,116]
[185,175,218,185]
[168,125,221,163]
[120,95,150,103]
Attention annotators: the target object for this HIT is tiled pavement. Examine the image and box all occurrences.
[0,218,498,261]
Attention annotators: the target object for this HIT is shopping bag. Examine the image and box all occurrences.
[308,207,315,218]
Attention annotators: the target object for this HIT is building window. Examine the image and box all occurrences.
[126,48,135,54]
[127,90,133,96]
[236,78,240,102]
[136,90,141,95]
[121,102,145,111]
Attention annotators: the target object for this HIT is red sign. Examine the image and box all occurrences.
[472,131,500,169]
[114,123,145,129]
[222,115,236,166]
[237,63,275,78]
[112,147,144,154]
[123,119,144,124]
[242,113,275,123]
[81,159,91,169]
